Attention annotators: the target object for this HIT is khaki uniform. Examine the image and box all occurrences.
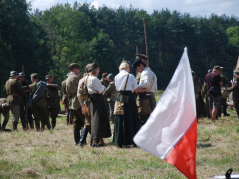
[46,83,59,129]
[219,74,231,116]
[105,81,117,119]
[0,98,9,131]
[101,78,109,88]
[29,81,51,131]
[66,72,85,145]
[62,80,72,124]
[5,77,25,123]
[228,76,239,117]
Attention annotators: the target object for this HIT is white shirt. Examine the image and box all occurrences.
[87,75,106,94]
[138,67,157,94]
[115,70,138,91]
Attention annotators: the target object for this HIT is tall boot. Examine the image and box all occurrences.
[12,121,18,131]
[235,106,239,119]
[51,118,56,129]
[35,120,40,132]
[74,131,80,145]
[79,128,88,146]
[1,120,8,131]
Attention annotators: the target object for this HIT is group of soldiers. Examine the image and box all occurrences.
[193,66,234,120]
[1,72,60,131]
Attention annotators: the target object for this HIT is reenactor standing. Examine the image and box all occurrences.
[45,75,59,129]
[66,63,85,146]
[219,67,231,117]
[62,73,73,125]
[0,98,10,131]
[105,73,117,121]
[132,56,157,127]
[5,71,26,130]
[28,73,51,131]
[101,73,109,87]
[18,72,32,129]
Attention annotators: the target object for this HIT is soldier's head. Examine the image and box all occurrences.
[135,54,148,65]
[119,60,130,72]
[10,71,18,79]
[30,73,39,83]
[233,69,239,77]
[219,67,223,74]
[213,66,220,73]
[45,74,54,83]
[1,103,10,112]
[102,73,108,80]
[132,58,146,73]
[69,63,80,75]
[107,73,114,82]
[88,60,100,76]
[18,72,25,82]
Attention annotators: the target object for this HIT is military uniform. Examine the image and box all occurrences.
[62,79,73,125]
[5,75,26,130]
[0,98,10,131]
[105,74,117,120]
[29,78,51,131]
[66,63,85,145]
[219,73,231,116]
[46,81,59,129]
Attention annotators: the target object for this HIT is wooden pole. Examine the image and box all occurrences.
[136,45,138,55]
[22,65,24,73]
[143,17,149,67]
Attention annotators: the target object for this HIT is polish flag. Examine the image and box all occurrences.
[134,47,197,179]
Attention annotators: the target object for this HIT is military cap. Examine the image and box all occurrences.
[107,73,114,80]
[18,72,25,77]
[136,54,148,60]
[45,74,54,79]
[10,71,18,77]
[233,69,239,75]
[1,103,10,111]
[132,58,146,69]
[102,73,108,78]
[191,71,195,74]
[208,69,212,73]
[220,67,224,69]
[88,60,99,72]
[30,73,38,79]
[69,63,80,70]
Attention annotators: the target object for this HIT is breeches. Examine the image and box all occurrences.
[73,108,85,131]
[10,105,21,122]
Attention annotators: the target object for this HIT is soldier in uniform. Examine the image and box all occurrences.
[105,73,117,121]
[132,57,157,127]
[227,69,239,119]
[28,73,51,131]
[219,67,231,117]
[66,63,85,147]
[101,73,109,87]
[18,72,33,129]
[62,73,72,125]
[5,71,26,130]
[0,98,10,131]
[45,74,59,129]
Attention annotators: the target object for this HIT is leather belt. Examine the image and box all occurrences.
[8,93,20,96]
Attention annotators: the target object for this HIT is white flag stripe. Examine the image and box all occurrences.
[134,47,196,159]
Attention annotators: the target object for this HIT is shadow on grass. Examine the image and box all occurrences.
[197,143,212,149]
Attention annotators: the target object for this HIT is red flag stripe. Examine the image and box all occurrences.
[165,118,197,179]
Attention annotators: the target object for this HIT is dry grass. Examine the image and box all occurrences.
[0,91,239,178]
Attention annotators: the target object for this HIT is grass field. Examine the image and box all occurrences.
[0,90,239,178]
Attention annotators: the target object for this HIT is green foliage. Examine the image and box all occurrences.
[227,26,239,47]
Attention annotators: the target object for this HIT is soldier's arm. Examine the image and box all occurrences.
[15,80,26,96]
[105,83,113,94]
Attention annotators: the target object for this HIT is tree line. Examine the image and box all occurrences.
[1,0,239,97]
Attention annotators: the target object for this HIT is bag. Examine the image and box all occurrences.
[113,101,124,115]
[82,101,91,117]
[61,97,67,105]
[78,76,89,101]
[208,74,219,97]
[119,74,129,103]
[137,99,152,115]
[221,87,229,99]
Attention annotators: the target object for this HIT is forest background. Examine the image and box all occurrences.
[1,0,239,97]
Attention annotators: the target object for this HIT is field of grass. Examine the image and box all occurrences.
[0,90,239,178]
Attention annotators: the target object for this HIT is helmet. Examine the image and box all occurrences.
[19,72,25,77]
[10,71,18,77]
[1,103,10,111]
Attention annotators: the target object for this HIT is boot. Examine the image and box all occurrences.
[51,118,56,129]
[1,120,8,132]
[12,121,18,131]
[79,128,88,146]
[74,131,80,145]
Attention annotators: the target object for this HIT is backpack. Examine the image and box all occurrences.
[78,76,89,101]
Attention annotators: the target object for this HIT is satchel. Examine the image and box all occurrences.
[137,99,152,115]
[221,87,229,99]
[119,74,129,103]
[82,101,91,117]
[114,101,124,115]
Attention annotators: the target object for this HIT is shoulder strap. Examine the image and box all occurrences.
[123,74,130,92]
[208,73,212,87]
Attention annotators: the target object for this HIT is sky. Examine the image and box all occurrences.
[27,0,239,18]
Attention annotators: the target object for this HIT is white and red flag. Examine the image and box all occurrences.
[134,47,197,179]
